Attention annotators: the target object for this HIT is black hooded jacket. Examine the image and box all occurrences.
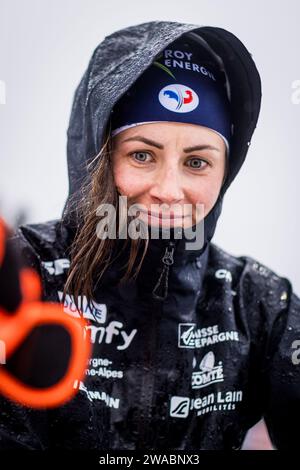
[1,20,300,451]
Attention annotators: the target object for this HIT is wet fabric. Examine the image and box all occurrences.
[1,21,300,450]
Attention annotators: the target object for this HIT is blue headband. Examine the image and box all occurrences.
[111,35,232,155]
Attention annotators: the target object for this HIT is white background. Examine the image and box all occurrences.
[0,0,299,295]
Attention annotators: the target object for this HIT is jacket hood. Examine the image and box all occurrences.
[64,20,261,203]
[61,21,262,296]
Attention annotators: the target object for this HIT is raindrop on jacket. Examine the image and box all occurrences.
[1,20,300,451]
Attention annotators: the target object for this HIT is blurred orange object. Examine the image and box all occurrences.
[0,216,91,408]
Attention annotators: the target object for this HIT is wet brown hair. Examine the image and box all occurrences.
[62,122,149,311]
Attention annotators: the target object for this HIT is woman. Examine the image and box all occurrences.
[1,20,300,450]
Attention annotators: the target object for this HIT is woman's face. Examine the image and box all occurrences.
[111,122,226,229]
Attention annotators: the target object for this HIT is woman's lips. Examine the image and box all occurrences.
[139,210,188,220]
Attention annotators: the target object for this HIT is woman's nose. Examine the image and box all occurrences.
[149,167,184,205]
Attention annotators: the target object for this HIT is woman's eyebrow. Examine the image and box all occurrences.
[122,136,163,149]
[121,136,220,153]
[183,145,220,153]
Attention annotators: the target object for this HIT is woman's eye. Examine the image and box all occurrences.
[186,158,208,170]
[131,152,152,163]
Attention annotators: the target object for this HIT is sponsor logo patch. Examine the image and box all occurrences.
[178,323,239,349]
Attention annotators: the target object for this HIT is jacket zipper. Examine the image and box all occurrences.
[137,240,177,448]
[152,241,175,301]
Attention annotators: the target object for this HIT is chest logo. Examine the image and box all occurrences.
[192,351,224,389]
[178,323,239,349]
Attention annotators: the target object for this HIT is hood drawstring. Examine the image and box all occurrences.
[152,241,175,301]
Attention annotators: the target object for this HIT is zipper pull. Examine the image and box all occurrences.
[152,242,175,301]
